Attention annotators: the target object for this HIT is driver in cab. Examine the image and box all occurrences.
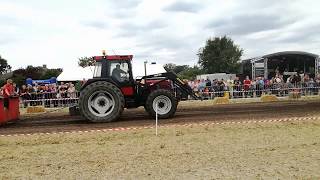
[112,64,127,82]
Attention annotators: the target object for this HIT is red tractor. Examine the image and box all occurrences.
[79,54,198,122]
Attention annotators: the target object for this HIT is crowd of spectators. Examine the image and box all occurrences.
[1,80,84,107]
[187,72,320,99]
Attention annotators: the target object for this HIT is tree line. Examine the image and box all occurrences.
[0,56,62,87]
[165,35,243,80]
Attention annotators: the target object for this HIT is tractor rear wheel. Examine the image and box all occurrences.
[79,81,124,122]
[145,89,178,119]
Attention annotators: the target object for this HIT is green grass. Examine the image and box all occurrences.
[1,120,320,179]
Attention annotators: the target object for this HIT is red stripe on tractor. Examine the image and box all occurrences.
[121,87,134,96]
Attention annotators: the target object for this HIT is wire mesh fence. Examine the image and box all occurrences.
[20,92,80,108]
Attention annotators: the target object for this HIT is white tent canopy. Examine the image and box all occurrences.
[132,61,166,78]
[57,66,93,81]
[57,62,166,82]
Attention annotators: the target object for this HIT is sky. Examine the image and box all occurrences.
[1,0,320,72]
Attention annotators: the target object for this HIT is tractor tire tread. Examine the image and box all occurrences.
[79,81,124,122]
[145,89,178,119]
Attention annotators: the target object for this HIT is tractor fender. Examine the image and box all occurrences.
[81,78,117,91]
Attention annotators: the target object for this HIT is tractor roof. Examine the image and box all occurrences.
[94,55,133,61]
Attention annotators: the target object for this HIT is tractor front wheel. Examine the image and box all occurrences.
[79,81,124,122]
[145,89,178,119]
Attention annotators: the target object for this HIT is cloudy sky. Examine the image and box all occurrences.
[1,0,320,71]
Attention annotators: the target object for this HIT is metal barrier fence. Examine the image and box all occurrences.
[195,82,320,99]
[20,92,80,108]
[19,82,320,108]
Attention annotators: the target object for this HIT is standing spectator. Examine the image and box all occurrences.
[68,83,77,98]
[43,84,51,107]
[273,74,283,96]
[233,76,242,98]
[67,83,76,105]
[243,76,251,97]
[227,76,234,98]
[256,77,264,97]
[299,71,304,83]
[13,83,19,94]
[308,78,315,95]
[26,84,36,106]
[205,77,211,87]
[2,79,14,108]
[291,74,300,86]
[198,79,206,93]
[286,75,294,90]
[217,79,225,97]
[51,83,58,107]
[58,82,68,106]
[251,78,256,97]
[20,85,30,107]
[211,79,218,97]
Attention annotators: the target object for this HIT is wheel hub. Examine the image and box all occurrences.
[88,92,115,117]
[158,102,165,108]
[98,99,106,107]
[153,95,172,115]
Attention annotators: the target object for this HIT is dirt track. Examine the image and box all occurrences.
[1,100,320,135]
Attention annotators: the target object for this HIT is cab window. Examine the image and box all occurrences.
[110,62,129,83]
[93,62,102,78]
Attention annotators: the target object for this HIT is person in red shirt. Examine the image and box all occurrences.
[2,79,14,108]
[243,76,251,90]
[243,76,251,97]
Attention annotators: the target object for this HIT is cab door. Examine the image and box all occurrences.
[108,60,134,96]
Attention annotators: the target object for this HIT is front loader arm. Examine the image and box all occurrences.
[140,72,201,100]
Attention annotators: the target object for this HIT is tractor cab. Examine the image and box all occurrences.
[93,55,133,80]
[88,55,136,97]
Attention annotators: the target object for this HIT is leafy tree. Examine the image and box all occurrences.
[40,68,63,79]
[11,73,25,87]
[11,66,42,86]
[164,63,189,74]
[179,65,202,80]
[198,36,243,74]
[11,66,62,86]
[163,63,202,80]
[163,63,176,72]
[24,66,44,79]
[0,55,11,74]
[78,56,95,68]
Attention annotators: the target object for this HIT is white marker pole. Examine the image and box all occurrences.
[156,100,158,136]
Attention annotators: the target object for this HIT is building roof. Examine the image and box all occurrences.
[262,51,319,59]
[241,51,319,64]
